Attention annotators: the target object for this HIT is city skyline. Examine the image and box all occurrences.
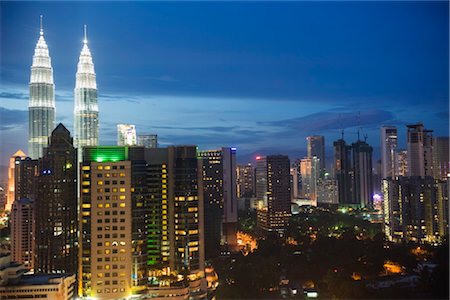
[1,1,449,167]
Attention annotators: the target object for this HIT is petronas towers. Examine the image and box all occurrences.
[28,17,98,159]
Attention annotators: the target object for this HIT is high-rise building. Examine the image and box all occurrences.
[10,198,35,271]
[383,177,448,243]
[199,148,237,258]
[407,123,433,177]
[299,157,319,203]
[74,25,99,151]
[306,136,325,176]
[433,137,449,180]
[333,139,354,205]
[380,126,398,179]
[352,140,373,208]
[35,124,78,274]
[14,157,39,202]
[397,149,408,176]
[256,155,291,232]
[28,17,55,160]
[290,166,300,199]
[236,163,255,198]
[137,134,158,148]
[317,177,338,205]
[6,150,27,211]
[80,146,206,299]
[117,124,137,146]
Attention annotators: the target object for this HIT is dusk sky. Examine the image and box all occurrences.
[1,1,448,167]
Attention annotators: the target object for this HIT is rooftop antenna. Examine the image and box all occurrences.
[83,24,88,44]
[364,133,368,143]
[40,15,43,36]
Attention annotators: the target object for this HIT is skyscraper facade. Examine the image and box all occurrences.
[380,126,398,179]
[74,26,99,151]
[397,149,408,176]
[407,123,433,177]
[433,137,449,180]
[236,163,255,198]
[299,157,319,203]
[79,146,206,299]
[10,198,35,271]
[117,124,137,146]
[35,124,78,274]
[29,17,55,160]
[256,155,291,232]
[333,139,354,205]
[14,157,39,202]
[352,140,374,208]
[306,136,325,176]
[6,150,27,211]
[137,134,158,148]
[199,148,237,258]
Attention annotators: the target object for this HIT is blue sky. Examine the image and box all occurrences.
[0,1,448,167]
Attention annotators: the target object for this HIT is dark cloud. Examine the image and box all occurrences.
[0,107,27,130]
[0,92,27,100]
[259,109,396,134]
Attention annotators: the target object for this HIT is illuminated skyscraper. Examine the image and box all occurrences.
[380,126,398,179]
[306,136,325,176]
[407,123,433,177]
[74,25,99,151]
[433,137,449,180]
[6,150,27,211]
[256,155,291,232]
[199,147,238,258]
[117,124,137,146]
[236,163,255,198]
[29,16,55,159]
[299,157,319,204]
[35,124,78,274]
[397,149,408,176]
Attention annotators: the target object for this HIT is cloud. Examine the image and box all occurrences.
[259,109,396,134]
[0,91,28,100]
[0,107,27,130]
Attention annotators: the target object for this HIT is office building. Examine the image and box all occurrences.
[407,123,433,177]
[74,25,99,151]
[382,177,447,243]
[317,178,338,205]
[6,150,26,211]
[352,140,374,208]
[333,139,354,205]
[380,126,398,179]
[0,254,76,300]
[29,17,55,159]
[256,155,291,232]
[236,163,255,198]
[306,136,325,176]
[290,166,300,199]
[35,124,78,274]
[10,199,35,271]
[299,157,319,203]
[137,134,158,148]
[80,146,206,299]
[397,149,408,176]
[433,137,449,180]
[199,148,237,258]
[14,157,38,202]
[117,124,137,146]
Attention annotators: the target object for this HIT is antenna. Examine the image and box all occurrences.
[83,24,88,44]
[40,15,43,36]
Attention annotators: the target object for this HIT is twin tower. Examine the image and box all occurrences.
[29,16,98,159]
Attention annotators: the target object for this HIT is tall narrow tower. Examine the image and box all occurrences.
[29,15,55,159]
[74,25,99,151]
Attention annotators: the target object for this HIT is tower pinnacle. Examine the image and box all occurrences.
[83,24,87,44]
[40,15,43,36]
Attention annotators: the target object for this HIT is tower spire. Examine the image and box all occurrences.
[83,24,87,44]
[40,15,43,36]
